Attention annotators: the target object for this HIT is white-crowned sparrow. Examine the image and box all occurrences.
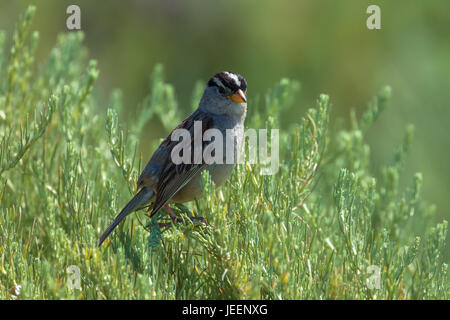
[98,71,247,246]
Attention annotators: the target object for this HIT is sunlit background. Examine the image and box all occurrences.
[1,1,449,235]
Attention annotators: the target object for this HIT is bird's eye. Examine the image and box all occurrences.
[218,87,225,94]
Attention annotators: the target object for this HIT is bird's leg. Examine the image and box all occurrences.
[157,204,181,228]
[165,203,178,221]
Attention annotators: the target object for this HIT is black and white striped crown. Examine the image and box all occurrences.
[207,71,247,93]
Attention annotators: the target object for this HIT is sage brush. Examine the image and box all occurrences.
[0,6,448,299]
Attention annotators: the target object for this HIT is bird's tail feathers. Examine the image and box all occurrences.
[98,187,153,246]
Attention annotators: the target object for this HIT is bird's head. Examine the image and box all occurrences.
[200,71,247,116]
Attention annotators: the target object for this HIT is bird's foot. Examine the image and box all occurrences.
[157,215,207,228]
[156,203,207,228]
[189,216,207,224]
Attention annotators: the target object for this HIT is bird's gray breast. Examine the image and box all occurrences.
[207,114,244,186]
[213,113,244,163]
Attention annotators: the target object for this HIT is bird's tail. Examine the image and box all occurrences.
[98,187,154,246]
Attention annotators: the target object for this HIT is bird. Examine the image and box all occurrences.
[98,71,248,246]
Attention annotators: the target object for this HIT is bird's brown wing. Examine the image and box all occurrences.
[150,164,206,217]
[136,109,214,217]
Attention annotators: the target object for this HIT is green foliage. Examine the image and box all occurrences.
[0,7,448,299]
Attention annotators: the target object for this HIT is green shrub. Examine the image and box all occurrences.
[0,6,447,299]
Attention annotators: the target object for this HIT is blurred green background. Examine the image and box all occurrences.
[1,0,449,227]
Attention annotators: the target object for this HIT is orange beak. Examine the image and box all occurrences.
[227,89,247,103]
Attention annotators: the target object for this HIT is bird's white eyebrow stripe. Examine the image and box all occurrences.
[224,72,241,87]
[212,77,226,89]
